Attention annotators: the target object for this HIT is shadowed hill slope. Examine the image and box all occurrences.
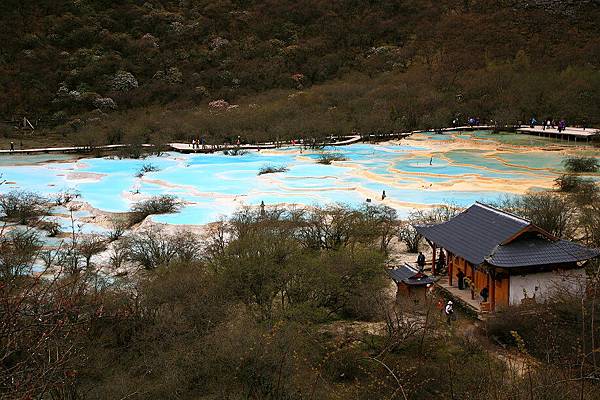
[0,0,598,141]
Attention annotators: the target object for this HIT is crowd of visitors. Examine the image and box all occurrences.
[528,117,569,132]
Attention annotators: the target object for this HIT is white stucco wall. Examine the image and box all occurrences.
[509,269,586,305]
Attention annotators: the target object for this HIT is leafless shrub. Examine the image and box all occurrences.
[0,190,49,224]
[398,223,422,253]
[53,189,81,206]
[494,192,576,239]
[398,204,461,252]
[36,219,61,237]
[77,234,107,268]
[135,162,160,178]
[317,152,347,164]
[129,195,181,225]
[127,228,202,270]
[223,149,247,156]
[108,216,128,241]
[108,241,130,271]
[258,164,288,175]
[0,227,41,278]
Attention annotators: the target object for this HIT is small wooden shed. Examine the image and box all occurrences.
[387,264,436,301]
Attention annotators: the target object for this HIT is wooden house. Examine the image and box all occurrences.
[415,203,599,311]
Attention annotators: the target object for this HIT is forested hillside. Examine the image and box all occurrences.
[1,0,599,143]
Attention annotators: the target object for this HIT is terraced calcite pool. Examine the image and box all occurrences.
[1,131,599,230]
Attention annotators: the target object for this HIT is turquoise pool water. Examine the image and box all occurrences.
[1,131,599,226]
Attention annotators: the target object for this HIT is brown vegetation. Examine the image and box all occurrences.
[2,199,600,399]
[1,1,599,149]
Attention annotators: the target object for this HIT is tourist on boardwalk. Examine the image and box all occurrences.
[201,137,206,149]
[530,117,537,128]
[10,141,14,152]
[381,190,386,200]
[558,119,566,132]
[444,301,454,325]
[191,139,196,149]
[417,251,426,272]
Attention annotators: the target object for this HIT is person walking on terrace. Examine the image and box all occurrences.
[530,117,537,128]
[417,251,426,272]
[480,286,489,302]
[10,141,14,152]
[558,119,566,133]
[444,301,454,325]
[457,269,465,290]
[437,248,446,271]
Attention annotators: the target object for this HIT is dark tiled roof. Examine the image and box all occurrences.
[387,266,436,286]
[415,203,530,265]
[486,238,600,268]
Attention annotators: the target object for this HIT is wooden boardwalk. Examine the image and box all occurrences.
[516,126,599,142]
[0,143,153,155]
[168,134,388,154]
[1,124,597,156]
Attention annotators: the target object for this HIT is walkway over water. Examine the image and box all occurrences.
[168,135,363,153]
[517,126,599,142]
[168,133,414,153]
[0,125,597,156]
[0,143,154,155]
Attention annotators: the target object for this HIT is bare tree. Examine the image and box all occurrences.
[77,234,107,269]
[0,190,49,224]
[0,225,41,278]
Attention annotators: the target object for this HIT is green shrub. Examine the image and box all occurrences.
[554,174,588,192]
[563,156,599,173]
